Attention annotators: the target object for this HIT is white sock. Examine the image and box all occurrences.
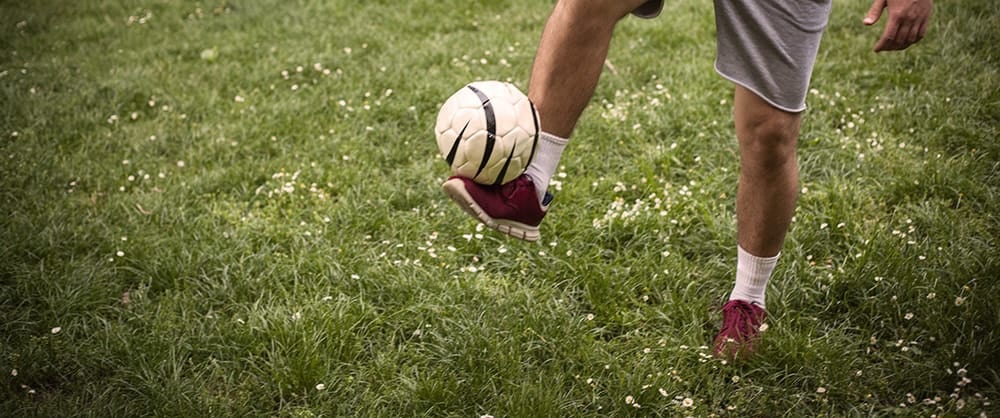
[523,132,568,203]
[729,245,779,308]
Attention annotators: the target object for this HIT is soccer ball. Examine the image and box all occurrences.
[434,81,540,186]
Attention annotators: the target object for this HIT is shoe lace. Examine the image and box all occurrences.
[721,301,759,339]
[501,177,525,199]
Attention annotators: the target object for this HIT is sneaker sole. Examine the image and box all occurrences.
[441,178,541,242]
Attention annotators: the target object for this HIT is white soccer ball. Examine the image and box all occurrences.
[435,81,540,186]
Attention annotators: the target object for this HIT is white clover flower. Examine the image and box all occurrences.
[51,327,61,334]
[682,397,694,408]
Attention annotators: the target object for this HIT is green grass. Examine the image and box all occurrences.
[2,0,998,416]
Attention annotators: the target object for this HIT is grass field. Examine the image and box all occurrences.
[2,0,998,416]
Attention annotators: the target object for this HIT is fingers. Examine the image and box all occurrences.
[917,20,928,40]
[873,19,900,52]
[903,22,922,44]
[864,0,886,25]
[869,0,932,52]
[875,19,926,51]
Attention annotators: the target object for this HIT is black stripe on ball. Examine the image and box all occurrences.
[446,120,469,165]
[493,142,518,186]
[466,84,496,182]
[523,99,540,170]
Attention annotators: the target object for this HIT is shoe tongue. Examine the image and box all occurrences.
[501,180,520,198]
[723,305,756,335]
[725,300,756,319]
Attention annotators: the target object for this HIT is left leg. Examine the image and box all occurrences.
[710,0,832,360]
[734,86,801,259]
[713,87,801,360]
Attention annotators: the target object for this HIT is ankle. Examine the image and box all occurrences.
[729,245,779,308]
[524,132,568,203]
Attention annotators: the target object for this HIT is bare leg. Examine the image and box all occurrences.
[528,0,648,138]
[440,0,654,242]
[713,86,801,359]
[734,86,801,257]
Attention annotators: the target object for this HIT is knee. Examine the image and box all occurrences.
[738,115,800,174]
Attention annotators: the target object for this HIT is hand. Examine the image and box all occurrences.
[863,0,933,52]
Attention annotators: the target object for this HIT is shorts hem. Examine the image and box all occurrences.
[714,62,807,113]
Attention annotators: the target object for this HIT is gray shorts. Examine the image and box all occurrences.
[713,0,833,112]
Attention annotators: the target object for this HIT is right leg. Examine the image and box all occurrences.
[443,0,651,241]
[529,0,650,138]
[522,0,651,203]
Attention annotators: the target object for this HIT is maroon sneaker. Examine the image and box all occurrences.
[442,174,551,242]
[712,300,767,361]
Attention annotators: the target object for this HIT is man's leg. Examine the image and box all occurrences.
[522,0,650,201]
[530,0,648,137]
[443,0,649,241]
[713,85,801,360]
[734,85,800,261]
